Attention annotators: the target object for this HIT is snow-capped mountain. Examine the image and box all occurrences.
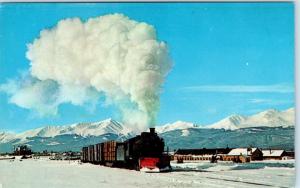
[156,121,198,133]
[0,132,15,143]
[156,108,295,132]
[207,108,295,130]
[1,118,133,144]
[62,118,133,137]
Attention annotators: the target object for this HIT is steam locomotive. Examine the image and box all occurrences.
[81,128,171,172]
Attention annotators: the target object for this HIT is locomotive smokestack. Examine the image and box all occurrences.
[150,128,155,134]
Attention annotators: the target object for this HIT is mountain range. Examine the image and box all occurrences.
[207,108,294,130]
[0,108,295,152]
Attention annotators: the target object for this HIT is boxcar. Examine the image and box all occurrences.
[88,145,95,162]
[94,143,102,164]
[81,147,88,162]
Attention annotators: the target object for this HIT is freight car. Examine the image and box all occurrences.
[81,128,171,172]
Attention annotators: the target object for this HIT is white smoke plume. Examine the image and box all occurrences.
[1,14,172,131]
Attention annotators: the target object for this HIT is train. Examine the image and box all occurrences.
[81,128,171,172]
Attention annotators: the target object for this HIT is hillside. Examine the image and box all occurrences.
[161,126,294,151]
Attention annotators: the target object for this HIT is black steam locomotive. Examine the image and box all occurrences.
[81,128,171,172]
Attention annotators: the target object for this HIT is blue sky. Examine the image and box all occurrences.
[0,2,294,132]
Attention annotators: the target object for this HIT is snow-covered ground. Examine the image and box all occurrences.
[0,159,295,188]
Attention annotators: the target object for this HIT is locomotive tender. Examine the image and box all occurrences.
[81,128,171,172]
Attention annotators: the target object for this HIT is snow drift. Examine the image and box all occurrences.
[1,14,172,131]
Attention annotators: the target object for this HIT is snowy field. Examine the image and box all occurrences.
[0,158,295,188]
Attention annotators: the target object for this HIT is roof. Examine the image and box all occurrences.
[227,148,258,156]
[262,150,285,157]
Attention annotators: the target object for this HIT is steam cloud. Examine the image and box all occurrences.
[1,14,172,131]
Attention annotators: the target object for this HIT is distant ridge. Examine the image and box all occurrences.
[0,108,295,143]
[0,108,295,152]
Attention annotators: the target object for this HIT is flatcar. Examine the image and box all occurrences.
[81,128,171,172]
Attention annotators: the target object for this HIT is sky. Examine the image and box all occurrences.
[0,2,294,132]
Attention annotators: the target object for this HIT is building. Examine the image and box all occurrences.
[221,154,250,163]
[262,149,288,160]
[222,148,263,162]
[173,148,231,162]
[14,145,32,156]
[285,151,295,159]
